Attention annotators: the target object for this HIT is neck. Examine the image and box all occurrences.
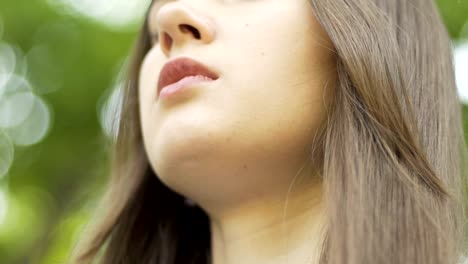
[208,177,324,264]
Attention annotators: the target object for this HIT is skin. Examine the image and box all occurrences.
[139,0,336,263]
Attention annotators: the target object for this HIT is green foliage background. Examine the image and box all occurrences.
[0,0,467,263]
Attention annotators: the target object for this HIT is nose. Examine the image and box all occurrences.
[155,3,216,57]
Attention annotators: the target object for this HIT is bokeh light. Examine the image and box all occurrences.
[0,40,53,149]
[0,76,34,129]
[47,0,150,31]
[26,45,64,95]
[0,130,14,178]
[0,42,16,92]
[0,187,8,225]
[27,20,82,95]
[455,42,468,104]
[0,185,56,261]
[5,95,52,146]
[10,44,28,78]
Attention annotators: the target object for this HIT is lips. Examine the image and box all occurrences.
[157,57,219,97]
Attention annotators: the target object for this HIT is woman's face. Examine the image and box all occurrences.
[139,0,335,213]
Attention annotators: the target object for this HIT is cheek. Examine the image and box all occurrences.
[217,14,332,154]
[139,48,171,113]
[139,50,160,109]
[138,50,164,163]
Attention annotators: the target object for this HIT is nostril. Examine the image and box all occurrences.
[179,24,201,39]
[164,32,173,50]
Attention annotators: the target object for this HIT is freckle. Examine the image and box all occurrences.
[245,23,249,27]
[261,52,264,56]
[243,164,247,169]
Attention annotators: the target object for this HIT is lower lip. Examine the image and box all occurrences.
[159,75,215,99]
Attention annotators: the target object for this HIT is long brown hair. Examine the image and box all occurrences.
[69,0,468,263]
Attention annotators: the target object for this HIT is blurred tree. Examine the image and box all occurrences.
[436,0,468,39]
[0,0,143,263]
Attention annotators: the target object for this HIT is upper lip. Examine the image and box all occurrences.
[157,57,219,95]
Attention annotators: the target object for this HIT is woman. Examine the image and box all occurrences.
[69,0,468,263]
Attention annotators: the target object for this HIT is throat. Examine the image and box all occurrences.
[208,182,325,264]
